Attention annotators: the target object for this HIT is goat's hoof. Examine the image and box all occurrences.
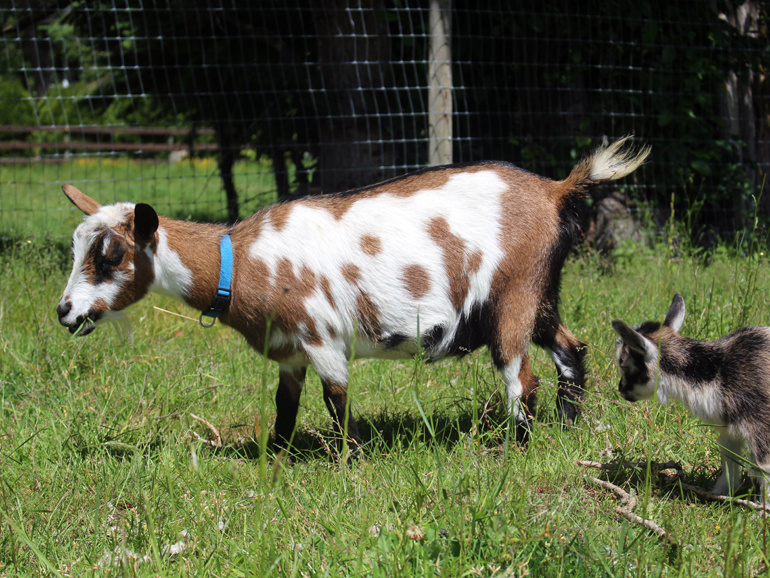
[345,444,364,463]
[514,422,532,446]
[556,401,581,427]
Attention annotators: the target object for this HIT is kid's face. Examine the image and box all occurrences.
[615,341,656,402]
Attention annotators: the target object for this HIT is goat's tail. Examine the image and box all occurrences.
[557,135,650,198]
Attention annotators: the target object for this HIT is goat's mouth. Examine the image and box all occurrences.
[62,312,102,337]
[618,384,637,402]
[69,318,98,336]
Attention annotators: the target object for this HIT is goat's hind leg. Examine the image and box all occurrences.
[746,431,770,502]
[712,430,744,496]
[533,311,587,426]
[496,353,539,445]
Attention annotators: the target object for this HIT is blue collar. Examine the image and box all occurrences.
[200,234,233,327]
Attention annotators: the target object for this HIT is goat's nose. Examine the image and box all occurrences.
[56,300,71,322]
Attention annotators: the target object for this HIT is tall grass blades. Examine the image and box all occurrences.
[3,185,770,575]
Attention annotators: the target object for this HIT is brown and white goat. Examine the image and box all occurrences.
[57,137,648,453]
[613,294,770,498]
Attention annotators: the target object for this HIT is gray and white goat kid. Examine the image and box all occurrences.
[57,137,648,455]
[613,294,770,497]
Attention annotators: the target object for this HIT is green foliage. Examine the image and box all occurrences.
[0,76,36,127]
[454,0,768,232]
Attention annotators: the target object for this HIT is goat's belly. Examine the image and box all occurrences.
[350,339,421,361]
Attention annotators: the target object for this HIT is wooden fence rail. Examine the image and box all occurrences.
[0,125,218,153]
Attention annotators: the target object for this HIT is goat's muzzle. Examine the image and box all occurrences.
[56,300,100,336]
[618,384,638,403]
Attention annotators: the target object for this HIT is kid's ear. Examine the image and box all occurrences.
[134,203,159,243]
[612,319,658,361]
[663,294,686,332]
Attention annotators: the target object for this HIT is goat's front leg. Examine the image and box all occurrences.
[533,311,587,425]
[306,344,363,458]
[274,365,307,453]
[321,378,363,457]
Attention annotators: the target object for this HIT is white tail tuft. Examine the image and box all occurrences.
[589,135,651,182]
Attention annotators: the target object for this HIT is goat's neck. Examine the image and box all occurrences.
[151,217,229,311]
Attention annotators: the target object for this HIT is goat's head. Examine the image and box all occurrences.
[57,185,159,336]
[611,294,686,402]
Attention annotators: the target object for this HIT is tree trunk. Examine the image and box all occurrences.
[312,0,395,194]
[273,149,291,202]
[216,122,240,224]
[711,0,760,222]
[17,0,53,96]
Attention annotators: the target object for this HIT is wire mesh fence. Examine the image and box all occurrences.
[1,1,768,244]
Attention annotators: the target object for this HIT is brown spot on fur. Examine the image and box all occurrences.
[360,234,382,256]
[110,242,155,311]
[268,345,302,363]
[267,203,293,231]
[467,250,483,275]
[402,264,431,300]
[304,318,323,347]
[342,263,362,285]
[519,356,539,419]
[163,217,229,311]
[226,252,320,352]
[319,275,336,310]
[91,297,109,315]
[427,216,469,310]
[327,324,337,340]
[356,290,381,340]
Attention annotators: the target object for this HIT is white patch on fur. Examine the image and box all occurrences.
[151,228,193,300]
[500,356,525,422]
[248,171,507,358]
[544,347,575,380]
[657,373,723,424]
[304,342,349,386]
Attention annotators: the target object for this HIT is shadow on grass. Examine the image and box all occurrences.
[218,396,564,464]
[587,454,761,507]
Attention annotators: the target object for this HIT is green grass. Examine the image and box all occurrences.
[1,157,280,239]
[2,178,770,575]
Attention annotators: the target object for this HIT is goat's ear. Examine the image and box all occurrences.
[62,184,101,215]
[663,294,686,332]
[612,319,657,361]
[134,203,159,242]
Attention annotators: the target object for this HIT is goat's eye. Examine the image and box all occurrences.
[95,243,125,278]
[105,252,123,266]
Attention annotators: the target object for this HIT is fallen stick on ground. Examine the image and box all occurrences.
[584,475,669,540]
[189,413,222,449]
[579,459,770,515]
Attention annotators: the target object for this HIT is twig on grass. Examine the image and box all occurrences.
[577,459,680,471]
[585,475,669,540]
[189,413,222,449]
[579,459,770,515]
[667,478,770,514]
